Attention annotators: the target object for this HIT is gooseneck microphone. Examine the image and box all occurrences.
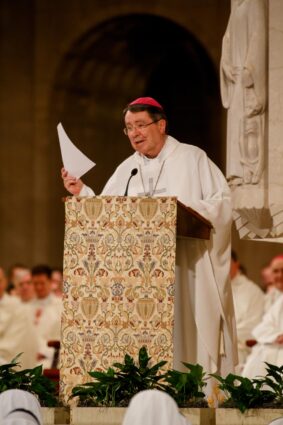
[124,168,138,196]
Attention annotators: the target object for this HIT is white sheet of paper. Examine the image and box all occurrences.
[57,122,95,179]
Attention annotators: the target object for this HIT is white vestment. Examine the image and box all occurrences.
[264,287,282,313]
[242,294,283,379]
[0,294,38,369]
[80,136,237,375]
[28,294,62,369]
[231,273,264,373]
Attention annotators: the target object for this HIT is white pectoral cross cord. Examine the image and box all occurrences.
[137,161,167,197]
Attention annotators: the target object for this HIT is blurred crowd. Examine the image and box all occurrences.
[1,251,283,380]
[0,263,63,370]
[230,251,283,378]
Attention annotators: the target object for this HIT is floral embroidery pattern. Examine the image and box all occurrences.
[60,196,177,403]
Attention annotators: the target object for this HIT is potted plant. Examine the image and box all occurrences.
[212,364,283,425]
[70,347,212,425]
[0,355,69,425]
[164,363,214,425]
[256,363,283,407]
[164,362,207,407]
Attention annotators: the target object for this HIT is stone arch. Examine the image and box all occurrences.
[48,13,223,263]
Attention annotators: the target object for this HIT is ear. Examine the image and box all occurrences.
[158,119,166,134]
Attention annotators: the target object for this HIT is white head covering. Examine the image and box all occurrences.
[0,389,42,425]
[122,390,191,425]
[268,419,283,425]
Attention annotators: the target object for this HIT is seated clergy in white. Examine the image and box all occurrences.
[29,264,62,369]
[264,255,283,313]
[122,390,191,425]
[0,389,42,425]
[242,294,283,379]
[230,250,264,373]
[14,268,35,304]
[0,267,38,369]
[61,97,237,387]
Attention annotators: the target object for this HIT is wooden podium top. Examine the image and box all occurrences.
[177,200,213,240]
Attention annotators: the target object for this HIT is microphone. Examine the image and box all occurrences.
[124,168,138,196]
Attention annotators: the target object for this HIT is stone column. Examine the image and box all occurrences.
[226,0,283,242]
[268,0,283,238]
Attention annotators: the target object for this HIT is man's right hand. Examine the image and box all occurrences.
[61,167,83,195]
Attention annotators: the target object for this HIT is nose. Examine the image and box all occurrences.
[131,126,142,136]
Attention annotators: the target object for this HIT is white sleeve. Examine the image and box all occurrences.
[79,184,95,196]
[253,297,283,343]
[236,287,264,342]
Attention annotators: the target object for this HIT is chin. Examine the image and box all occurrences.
[135,147,147,155]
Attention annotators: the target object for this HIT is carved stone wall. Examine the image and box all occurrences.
[268,0,283,239]
[221,0,283,243]
[219,0,283,285]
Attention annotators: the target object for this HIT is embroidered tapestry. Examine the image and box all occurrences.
[60,196,177,403]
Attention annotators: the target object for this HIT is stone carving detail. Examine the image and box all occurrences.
[220,0,267,186]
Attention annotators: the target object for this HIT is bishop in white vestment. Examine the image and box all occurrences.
[62,97,238,378]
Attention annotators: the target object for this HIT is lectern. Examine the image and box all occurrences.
[60,196,212,403]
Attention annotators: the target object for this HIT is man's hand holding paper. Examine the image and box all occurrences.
[57,122,96,195]
[61,167,83,195]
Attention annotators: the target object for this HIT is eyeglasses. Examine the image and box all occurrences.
[123,119,161,136]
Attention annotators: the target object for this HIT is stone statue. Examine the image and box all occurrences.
[220,0,267,186]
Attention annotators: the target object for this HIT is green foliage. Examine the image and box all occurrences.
[254,362,283,406]
[164,362,207,407]
[71,347,208,407]
[0,354,57,407]
[211,372,276,413]
[71,347,168,406]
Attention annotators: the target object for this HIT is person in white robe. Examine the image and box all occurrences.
[14,268,35,304]
[261,265,274,294]
[263,255,283,313]
[242,294,283,379]
[122,390,191,425]
[0,267,38,369]
[230,251,264,373]
[51,268,63,298]
[264,287,282,314]
[28,265,62,369]
[61,97,238,384]
[0,389,42,425]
